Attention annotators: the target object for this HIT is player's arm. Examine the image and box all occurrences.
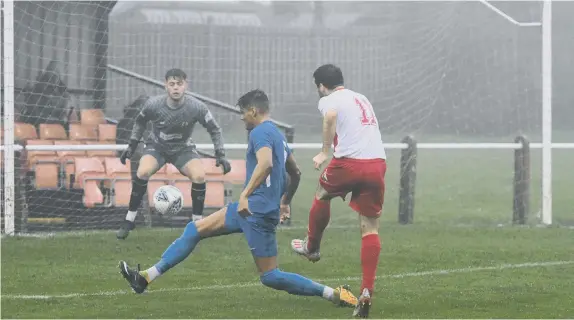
[120,102,151,164]
[240,147,273,200]
[197,101,232,173]
[240,130,273,200]
[321,109,337,154]
[197,102,225,157]
[129,102,151,143]
[282,152,301,205]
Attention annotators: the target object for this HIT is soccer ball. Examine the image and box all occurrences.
[153,185,183,216]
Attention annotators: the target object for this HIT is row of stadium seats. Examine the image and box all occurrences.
[71,157,244,209]
[13,122,117,142]
[4,118,247,212]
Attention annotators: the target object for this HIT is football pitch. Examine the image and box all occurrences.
[2,149,573,318]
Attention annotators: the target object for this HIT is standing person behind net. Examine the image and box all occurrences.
[117,68,232,240]
[290,64,387,318]
[118,89,359,311]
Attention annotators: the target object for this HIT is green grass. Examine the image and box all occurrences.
[2,148,574,318]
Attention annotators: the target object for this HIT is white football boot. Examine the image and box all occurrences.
[290,237,321,262]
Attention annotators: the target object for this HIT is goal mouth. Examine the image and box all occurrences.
[2,1,573,234]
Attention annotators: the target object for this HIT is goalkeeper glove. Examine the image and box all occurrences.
[120,139,139,165]
[215,149,232,174]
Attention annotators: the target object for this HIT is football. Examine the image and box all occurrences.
[153,185,183,216]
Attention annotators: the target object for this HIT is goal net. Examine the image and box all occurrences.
[2,1,572,234]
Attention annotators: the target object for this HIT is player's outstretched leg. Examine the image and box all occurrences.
[118,206,237,293]
[259,267,357,307]
[119,221,201,293]
[117,154,161,240]
[291,196,331,262]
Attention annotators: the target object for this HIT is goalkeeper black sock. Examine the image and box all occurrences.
[191,182,206,217]
[128,176,148,213]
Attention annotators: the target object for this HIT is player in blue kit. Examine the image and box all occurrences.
[118,89,358,309]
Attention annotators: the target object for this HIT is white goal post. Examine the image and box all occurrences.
[477,0,553,226]
[2,0,16,235]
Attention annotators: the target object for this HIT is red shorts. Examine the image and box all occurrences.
[319,157,387,217]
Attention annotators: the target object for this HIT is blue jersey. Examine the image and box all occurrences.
[245,121,291,216]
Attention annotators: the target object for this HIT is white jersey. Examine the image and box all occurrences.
[318,88,386,160]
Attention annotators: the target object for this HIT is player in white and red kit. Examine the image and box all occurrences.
[291,64,386,318]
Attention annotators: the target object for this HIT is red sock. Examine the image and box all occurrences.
[306,198,330,252]
[360,234,381,295]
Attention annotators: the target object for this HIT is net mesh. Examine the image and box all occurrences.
[2,1,573,233]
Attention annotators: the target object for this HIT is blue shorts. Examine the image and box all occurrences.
[224,202,279,258]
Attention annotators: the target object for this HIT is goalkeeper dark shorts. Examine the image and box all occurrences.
[142,143,201,171]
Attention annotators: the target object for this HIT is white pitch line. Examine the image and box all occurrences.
[3,260,573,300]
[2,224,356,239]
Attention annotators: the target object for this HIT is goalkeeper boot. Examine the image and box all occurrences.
[352,288,372,318]
[291,237,321,262]
[118,261,148,294]
[333,285,358,308]
[116,220,135,240]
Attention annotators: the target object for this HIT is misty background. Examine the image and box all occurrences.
[7,1,574,142]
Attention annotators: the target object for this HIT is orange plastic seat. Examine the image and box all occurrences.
[74,157,106,187]
[98,124,117,142]
[104,157,132,207]
[81,109,106,126]
[39,124,67,140]
[222,159,246,184]
[104,157,131,178]
[26,140,57,168]
[85,141,116,159]
[205,181,225,208]
[200,158,221,175]
[114,180,132,207]
[25,140,59,189]
[74,157,106,207]
[54,140,86,189]
[69,124,98,141]
[32,160,59,190]
[54,140,86,159]
[15,122,38,141]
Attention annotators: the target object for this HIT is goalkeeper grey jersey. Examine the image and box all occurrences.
[129,94,224,155]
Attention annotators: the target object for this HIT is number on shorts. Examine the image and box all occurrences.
[355,97,376,126]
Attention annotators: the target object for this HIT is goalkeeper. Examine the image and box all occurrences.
[117,68,231,240]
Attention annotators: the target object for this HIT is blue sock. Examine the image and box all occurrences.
[154,222,201,274]
[260,268,325,297]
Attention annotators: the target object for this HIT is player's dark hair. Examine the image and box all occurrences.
[313,64,344,90]
[237,89,270,114]
[165,68,187,81]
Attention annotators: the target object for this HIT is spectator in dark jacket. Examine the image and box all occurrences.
[20,61,71,131]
